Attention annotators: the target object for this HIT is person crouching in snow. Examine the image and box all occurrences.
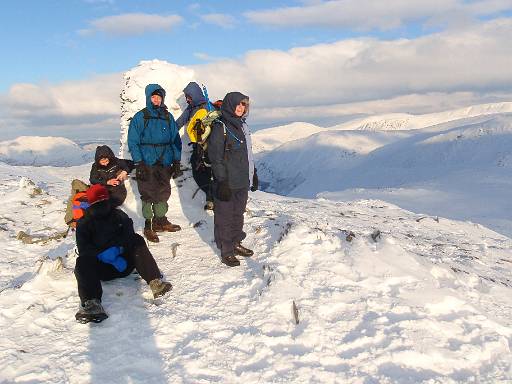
[128,84,182,243]
[74,184,172,323]
[89,145,133,207]
[208,92,259,267]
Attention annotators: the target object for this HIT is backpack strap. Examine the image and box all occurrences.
[140,108,173,163]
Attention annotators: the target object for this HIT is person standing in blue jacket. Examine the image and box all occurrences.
[128,84,182,243]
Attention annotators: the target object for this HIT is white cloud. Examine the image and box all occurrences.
[79,13,183,36]
[194,18,512,111]
[2,18,512,139]
[245,0,512,30]
[200,13,236,28]
[0,74,122,140]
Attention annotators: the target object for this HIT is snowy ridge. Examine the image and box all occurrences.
[252,122,327,153]
[257,112,512,236]
[0,136,94,167]
[0,160,511,382]
[330,102,512,131]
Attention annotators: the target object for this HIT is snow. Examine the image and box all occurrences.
[257,111,512,236]
[0,136,94,166]
[329,102,512,131]
[1,60,512,382]
[252,122,328,153]
[0,160,511,382]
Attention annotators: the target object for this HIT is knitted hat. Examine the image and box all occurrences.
[86,184,109,205]
[151,89,164,98]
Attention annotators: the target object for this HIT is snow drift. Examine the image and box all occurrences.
[0,136,94,166]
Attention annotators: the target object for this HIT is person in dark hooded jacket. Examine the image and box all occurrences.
[89,145,133,207]
[128,84,182,243]
[176,81,215,210]
[208,92,258,267]
[74,184,172,323]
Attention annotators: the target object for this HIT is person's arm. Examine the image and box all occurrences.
[76,222,101,259]
[175,108,191,130]
[208,121,228,182]
[173,128,182,162]
[127,112,143,163]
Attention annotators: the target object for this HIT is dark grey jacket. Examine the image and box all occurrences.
[209,92,250,190]
[176,82,207,129]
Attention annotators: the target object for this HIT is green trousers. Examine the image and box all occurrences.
[141,201,168,220]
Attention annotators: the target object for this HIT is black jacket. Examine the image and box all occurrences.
[89,145,132,186]
[209,92,250,190]
[76,200,136,260]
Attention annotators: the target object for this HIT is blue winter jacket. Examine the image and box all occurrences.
[128,84,182,166]
[175,82,207,129]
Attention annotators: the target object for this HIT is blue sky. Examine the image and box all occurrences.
[1,0,511,140]
[0,0,453,91]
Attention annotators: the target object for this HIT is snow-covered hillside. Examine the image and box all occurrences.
[1,61,512,383]
[252,122,328,153]
[257,109,512,236]
[0,158,512,383]
[0,136,94,166]
[330,102,512,131]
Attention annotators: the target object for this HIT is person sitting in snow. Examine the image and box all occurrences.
[127,84,182,243]
[89,145,133,207]
[175,81,215,210]
[74,184,172,323]
[209,92,258,267]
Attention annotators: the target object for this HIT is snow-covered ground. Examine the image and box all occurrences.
[1,60,512,382]
[0,155,512,383]
[257,109,512,237]
[0,136,95,167]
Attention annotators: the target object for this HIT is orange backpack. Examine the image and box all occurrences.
[70,192,90,227]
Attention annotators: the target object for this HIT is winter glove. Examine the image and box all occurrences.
[172,160,183,179]
[97,246,127,272]
[250,169,259,192]
[135,162,148,181]
[217,181,232,202]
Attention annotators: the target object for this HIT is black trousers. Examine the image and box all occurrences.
[191,147,213,202]
[214,188,248,257]
[136,164,173,203]
[74,234,161,303]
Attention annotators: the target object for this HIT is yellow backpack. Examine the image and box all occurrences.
[186,109,222,149]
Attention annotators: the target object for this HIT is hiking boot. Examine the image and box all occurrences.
[234,243,254,257]
[75,299,108,324]
[204,201,214,211]
[153,217,181,232]
[143,227,159,242]
[221,254,240,267]
[149,278,173,298]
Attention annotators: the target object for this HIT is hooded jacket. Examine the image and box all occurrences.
[127,84,182,166]
[208,92,253,190]
[89,145,130,186]
[175,82,208,129]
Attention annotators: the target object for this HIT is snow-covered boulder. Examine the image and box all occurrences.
[0,136,93,166]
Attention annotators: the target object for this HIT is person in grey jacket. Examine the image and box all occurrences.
[208,92,258,267]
